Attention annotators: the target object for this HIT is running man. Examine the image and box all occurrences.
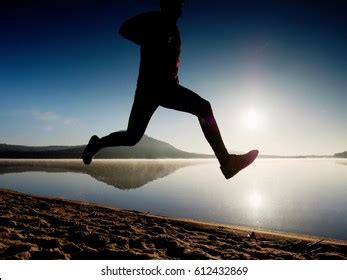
[83,0,258,179]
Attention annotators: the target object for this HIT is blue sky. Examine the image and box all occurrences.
[0,0,346,155]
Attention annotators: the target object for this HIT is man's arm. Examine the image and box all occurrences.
[119,12,157,45]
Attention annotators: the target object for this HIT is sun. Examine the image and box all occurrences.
[243,108,261,130]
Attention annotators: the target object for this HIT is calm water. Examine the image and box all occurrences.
[1,159,347,240]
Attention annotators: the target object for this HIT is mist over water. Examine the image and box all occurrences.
[0,159,205,189]
[1,159,347,240]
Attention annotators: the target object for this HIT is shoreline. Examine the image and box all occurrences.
[1,188,346,260]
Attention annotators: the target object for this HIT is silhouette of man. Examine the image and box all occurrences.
[83,0,258,179]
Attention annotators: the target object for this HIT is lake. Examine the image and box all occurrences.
[1,159,346,240]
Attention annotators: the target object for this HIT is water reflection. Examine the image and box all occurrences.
[0,159,209,189]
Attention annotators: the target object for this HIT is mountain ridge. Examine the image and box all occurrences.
[0,135,212,159]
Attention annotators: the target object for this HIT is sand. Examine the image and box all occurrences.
[1,188,346,260]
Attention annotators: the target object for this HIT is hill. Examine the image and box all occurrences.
[334,151,347,158]
[0,135,212,159]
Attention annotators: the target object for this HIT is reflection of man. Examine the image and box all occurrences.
[83,0,258,179]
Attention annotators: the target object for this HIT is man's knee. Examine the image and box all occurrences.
[126,130,143,146]
[197,99,213,117]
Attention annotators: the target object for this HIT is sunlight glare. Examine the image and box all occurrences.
[248,192,263,209]
[243,108,261,130]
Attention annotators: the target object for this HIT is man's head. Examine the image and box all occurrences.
[160,0,184,20]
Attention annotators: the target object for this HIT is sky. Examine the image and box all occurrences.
[0,0,346,155]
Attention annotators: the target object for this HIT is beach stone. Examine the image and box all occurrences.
[182,249,212,260]
[69,231,88,243]
[208,234,217,241]
[0,228,11,239]
[2,243,33,257]
[176,233,185,240]
[149,235,183,253]
[62,243,82,254]
[38,220,51,228]
[199,245,220,257]
[34,237,61,249]
[30,249,69,260]
[72,248,99,260]
[16,251,31,260]
[148,225,166,235]
[249,250,270,259]
[102,250,152,260]
[106,243,118,250]
[1,219,17,227]
[166,243,185,258]
[35,201,51,209]
[225,239,238,246]
[315,252,345,260]
[113,224,130,231]
[118,231,131,238]
[113,236,129,249]
[85,233,109,248]
[129,238,144,249]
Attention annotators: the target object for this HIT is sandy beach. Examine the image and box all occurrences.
[1,188,346,260]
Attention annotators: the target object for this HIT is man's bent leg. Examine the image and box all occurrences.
[83,88,158,164]
[98,89,158,149]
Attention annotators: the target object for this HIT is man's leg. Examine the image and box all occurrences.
[83,88,158,164]
[158,83,258,179]
[98,90,158,149]
[158,84,230,166]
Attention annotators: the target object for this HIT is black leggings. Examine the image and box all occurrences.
[99,83,229,165]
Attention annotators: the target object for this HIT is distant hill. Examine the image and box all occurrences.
[0,137,341,159]
[0,135,213,159]
[334,151,347,158]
